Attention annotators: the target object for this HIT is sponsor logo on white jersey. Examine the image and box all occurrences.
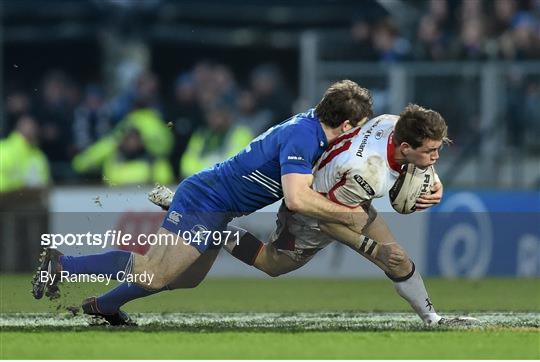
[353,174,375,196]
[356,119,381,157]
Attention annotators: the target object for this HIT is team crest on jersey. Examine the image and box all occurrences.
[191,224,208,234]
[353,175,375,196]
[167,211,182,225]
[375,129,384,139]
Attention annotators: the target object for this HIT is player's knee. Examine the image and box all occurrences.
[146,275,169,290]
[256,261,283,277]
[378,243,409,272]
[392,257,413,277]
[254,246,286,277]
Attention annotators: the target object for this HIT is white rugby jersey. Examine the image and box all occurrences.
[312,114,403,207]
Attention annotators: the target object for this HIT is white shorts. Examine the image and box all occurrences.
[268,201,377,262]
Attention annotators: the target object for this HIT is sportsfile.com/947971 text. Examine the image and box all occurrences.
[40,229,241,249]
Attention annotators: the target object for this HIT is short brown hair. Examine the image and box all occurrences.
[315,80,373,128]
[394,104,450,148]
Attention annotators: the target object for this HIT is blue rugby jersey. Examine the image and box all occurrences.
[188,108,328,214]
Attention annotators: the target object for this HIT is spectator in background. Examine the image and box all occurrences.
[72,101,173,185]
[371,18,411,61]
[181,102,253,178]
[34,70,76,179]
[414,15,451,60]
[427,0,453,34]
[249,64,292,132]
[109,71,163,124]
[236,89,273,135]
[213,64,238,108]
[460,0,484,21]
[348,17,378,60]
[0,115,50,193]
[73,85,112,152]
[318,15,379,61]
[167,73,204,179]
[102,127,173,186]
[455,16,489,59]
[493,0,519,35]
[193,60,220,107]
[3,89,31,137]
[499,11,540,59]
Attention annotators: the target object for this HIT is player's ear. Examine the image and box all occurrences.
[399,142,412,156]
[341,120,352,132]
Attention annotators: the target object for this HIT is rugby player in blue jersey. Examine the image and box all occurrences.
[32,80,375,325]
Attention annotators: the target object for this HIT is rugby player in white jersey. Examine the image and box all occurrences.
[151,104,477,326]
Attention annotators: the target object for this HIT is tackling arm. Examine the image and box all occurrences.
[281,173,370,234]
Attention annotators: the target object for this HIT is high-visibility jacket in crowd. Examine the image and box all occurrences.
[102,155,174,186]
[0,132,50,193]
[72,108,174,186]
[181,124,253,178]
[115,108,173,157]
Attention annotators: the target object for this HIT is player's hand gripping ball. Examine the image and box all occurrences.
[389,164,436,214]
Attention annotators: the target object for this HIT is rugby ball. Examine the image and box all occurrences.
[389,164,436,214]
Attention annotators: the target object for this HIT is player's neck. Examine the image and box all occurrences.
[393,145,407,165]
[321,123,342,143]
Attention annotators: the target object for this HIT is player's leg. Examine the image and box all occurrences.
[167,248,220,289]
[32,229,200,299]
[223,225,307,277]
[103,176,232,296]
[81,229,201,323]
[253,242,311,277]
[32,247,136,300]
[320,211,442,325]
[363,216,442,324]
[130,227,202,290]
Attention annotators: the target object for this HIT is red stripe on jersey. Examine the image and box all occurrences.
[387,131,402,173]
[327,126,362,149]
[318,140,352,170]
[327,172,359,209]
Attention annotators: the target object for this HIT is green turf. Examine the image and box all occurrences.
[1,330,538,359]
[1,275,539,313]
[1,275,539,359]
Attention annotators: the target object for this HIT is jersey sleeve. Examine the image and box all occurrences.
[279,124,319,175]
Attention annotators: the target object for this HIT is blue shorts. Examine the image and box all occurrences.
[161,174,234,253]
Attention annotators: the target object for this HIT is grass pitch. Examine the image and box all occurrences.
[1,275,539,359]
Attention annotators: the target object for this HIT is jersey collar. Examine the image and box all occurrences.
[311,109,328,149]
[387,131,403,173]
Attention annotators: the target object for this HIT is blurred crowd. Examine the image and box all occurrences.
[2,0,539,192]
[323,0,540,61]
[1,62,293,191]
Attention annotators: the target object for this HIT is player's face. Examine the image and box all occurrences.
[404,139,442,169]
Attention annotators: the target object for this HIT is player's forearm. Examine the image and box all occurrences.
[285,187,368,227]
